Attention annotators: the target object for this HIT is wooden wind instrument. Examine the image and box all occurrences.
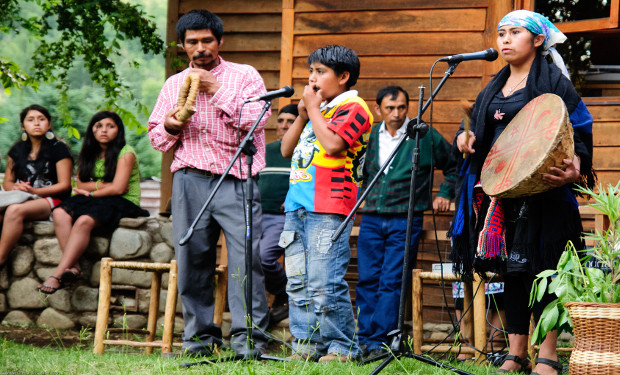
[175,73,200,122]
[460,100,473,159]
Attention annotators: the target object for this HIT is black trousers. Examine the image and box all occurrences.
[503,272,555,335]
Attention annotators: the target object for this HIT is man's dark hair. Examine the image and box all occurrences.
[176,10,224,44]
[307,45,360,89]
[376,86,410,106]
[279,104,299,117]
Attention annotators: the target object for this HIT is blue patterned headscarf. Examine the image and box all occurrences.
[498,10,570,78]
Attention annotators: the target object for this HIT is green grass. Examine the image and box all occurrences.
[0,337,498,375]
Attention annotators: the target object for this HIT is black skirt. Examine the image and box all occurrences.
[55,195,150,228]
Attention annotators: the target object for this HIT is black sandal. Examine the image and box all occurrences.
[532,357,563,375]
[38,276,64,295]
[61,266,83,284]
[492,354,532,374]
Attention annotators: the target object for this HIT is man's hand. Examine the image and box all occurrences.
[542,157,580,188]
[164,108,189,135]
[433,196,451,212]
[191,68,222,96]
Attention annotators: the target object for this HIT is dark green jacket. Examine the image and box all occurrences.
[361,122,457,214]
[257,141,291,214]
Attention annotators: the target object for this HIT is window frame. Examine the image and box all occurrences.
[517,0,619,33]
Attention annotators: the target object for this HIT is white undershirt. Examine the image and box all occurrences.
[377,117,409,173]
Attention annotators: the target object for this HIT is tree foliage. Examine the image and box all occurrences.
[0,0,165,132]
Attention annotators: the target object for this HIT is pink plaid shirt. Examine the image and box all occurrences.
[148,57,270,178]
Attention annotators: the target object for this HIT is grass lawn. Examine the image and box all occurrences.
[0,334,499,375]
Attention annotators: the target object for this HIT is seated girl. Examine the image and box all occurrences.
[38,111,149,294]
[0,104,73,267]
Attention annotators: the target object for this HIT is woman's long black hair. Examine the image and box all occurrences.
[78,111,126,182]
[10,104,55,178]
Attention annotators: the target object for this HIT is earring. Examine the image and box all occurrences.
[45,131,55,140]
[21,132,27,141]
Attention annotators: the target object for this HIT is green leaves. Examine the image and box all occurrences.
[530,183,620,345]
[0,0,165,135]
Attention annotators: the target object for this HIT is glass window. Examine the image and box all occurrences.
[535,0,611,23]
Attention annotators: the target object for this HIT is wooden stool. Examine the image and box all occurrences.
[93,257,179,355]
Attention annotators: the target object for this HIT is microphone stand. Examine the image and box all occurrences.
[333,61,474,375]
[180,99,285,366]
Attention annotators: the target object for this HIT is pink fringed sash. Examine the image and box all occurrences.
[473,183,507,260]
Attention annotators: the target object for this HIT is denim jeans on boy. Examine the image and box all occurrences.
[355,213,424,351]
[280,208,360,359]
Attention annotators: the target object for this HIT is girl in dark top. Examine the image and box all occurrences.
[38,111,148,294]
[0,105,73,267]
[451,10,594,375]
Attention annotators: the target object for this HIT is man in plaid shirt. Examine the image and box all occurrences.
[148,9,270,358]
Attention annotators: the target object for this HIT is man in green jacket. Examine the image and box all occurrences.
[356,86,457,358]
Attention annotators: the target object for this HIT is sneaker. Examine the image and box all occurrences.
[318,352,354,363]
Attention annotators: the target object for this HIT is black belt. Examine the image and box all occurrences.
[183,167,221,178]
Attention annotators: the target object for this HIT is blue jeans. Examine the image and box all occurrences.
[355,213,423,350]
[280,208,360,358]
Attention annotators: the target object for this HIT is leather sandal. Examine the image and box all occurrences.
[38,276,64,295]
[532,357,563,375]
[492,354,532,374]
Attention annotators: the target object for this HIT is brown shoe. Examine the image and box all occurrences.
[318,352,353,363]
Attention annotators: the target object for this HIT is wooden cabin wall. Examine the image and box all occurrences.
[166,0,619,326]
[279,0,512,325]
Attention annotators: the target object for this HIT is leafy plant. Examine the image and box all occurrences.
[0,0,166,133]
[529,182,620,344]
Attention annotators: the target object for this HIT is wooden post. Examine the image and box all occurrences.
[411,269,423,355]
[462,280,474,344]
[145,271,162,354]
[162,260,178,354]
[279,0,295,108]
[213,240,228,327]
[94,257,113,355]
[483,0,513,87]
[473,273,487,361]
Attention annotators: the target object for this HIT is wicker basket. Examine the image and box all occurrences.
[566,302,620,375]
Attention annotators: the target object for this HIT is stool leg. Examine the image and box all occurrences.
[411,269,423,355]
[94,257,113,354]
[162,260,178,355]
[473,273,487,361]
[146,271,162,354]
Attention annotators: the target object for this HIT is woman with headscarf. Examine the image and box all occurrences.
[449,10,594,375]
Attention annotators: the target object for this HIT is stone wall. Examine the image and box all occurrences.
[0,217,185,333]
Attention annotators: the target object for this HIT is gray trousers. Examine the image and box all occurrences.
[172,169,269,354]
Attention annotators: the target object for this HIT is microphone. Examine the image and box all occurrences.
[438,48,499,63]
[244,86,294,103]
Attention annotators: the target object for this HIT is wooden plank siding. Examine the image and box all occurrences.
[279,0,511,324]
[166,0,620,326]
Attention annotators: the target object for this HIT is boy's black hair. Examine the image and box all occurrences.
[279,104,299,117]
[376,86,410,106]
[307,45,360,89]
[176,9,224,44]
